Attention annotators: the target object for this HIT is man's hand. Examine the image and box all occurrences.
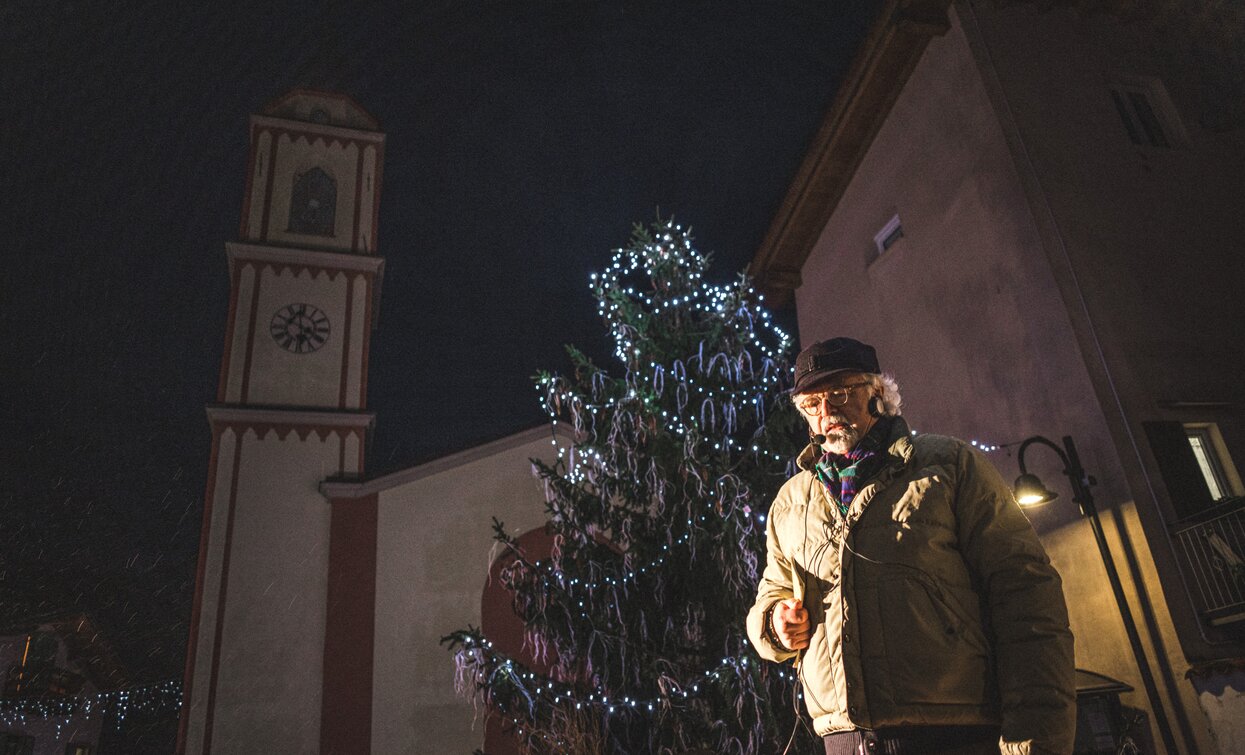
[773,599,810,650]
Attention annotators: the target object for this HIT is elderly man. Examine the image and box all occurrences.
[747,338,1076,755]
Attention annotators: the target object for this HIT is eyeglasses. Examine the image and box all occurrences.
[796,381,872,416]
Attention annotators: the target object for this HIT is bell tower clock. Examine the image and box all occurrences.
[218,90,385,410]
[178,91,385,754]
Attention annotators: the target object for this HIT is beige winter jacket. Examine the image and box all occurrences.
[747,418,1076,754]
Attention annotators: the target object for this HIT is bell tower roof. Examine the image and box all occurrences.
[262,89,380,131]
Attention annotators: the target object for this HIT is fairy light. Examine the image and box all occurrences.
[0,679,183,732]
[451,219,803,749]
[452,632,773,717]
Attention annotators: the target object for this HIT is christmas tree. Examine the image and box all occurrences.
[444,218,811,754]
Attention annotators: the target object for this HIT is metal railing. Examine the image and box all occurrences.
[1173,497,1245,625]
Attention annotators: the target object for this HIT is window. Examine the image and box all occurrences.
[873,214,903,256]
[287,166,336,236]
[1144,421,1242,518]
[65,745,92,755]
[1185,424,1241,502]
[1108,77,1185,148]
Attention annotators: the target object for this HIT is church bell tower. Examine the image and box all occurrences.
[178,90,385,754]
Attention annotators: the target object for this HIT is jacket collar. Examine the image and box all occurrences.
[796,416,914,473]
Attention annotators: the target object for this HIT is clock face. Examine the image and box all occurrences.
[270,303,330,354]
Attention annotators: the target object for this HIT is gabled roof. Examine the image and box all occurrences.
[262,89,381,131]
[747,0,953,308]
[748,0,1245,307]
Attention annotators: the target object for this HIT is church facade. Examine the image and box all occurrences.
[176,91,553,754]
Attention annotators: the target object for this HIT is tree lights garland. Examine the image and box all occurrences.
[446,630,792,715]
[446,218,810,755]
[0,679,182,732]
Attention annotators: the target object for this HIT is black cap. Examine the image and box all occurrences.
[791,337,880,394]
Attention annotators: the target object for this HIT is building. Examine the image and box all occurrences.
[0,614,127,755]
[749,0,1245,753]
[175,91,556,754]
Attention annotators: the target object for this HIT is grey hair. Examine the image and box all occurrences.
[791,372,903,416]
[867,373,903,416]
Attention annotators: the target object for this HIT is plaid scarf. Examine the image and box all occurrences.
[814,418,892,516]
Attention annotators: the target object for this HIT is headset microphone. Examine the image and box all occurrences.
[812,434,826,445]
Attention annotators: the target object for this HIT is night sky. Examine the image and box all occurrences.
[2,0,875,706]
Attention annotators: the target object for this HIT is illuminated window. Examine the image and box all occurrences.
[1185,424,1239,502]
[1145,420,1243,518]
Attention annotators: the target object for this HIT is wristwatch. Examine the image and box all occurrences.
[763,602,793,652]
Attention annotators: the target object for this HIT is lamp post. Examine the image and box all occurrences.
[1014,435,1180,755]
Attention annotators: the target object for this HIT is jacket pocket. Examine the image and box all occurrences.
[874,574,991,706]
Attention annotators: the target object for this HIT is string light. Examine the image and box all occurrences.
[907,427,1003,453]
[449,219,804,752]
[452,632,766,716]
[0,680,182,732]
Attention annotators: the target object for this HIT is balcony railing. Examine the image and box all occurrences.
[1173,496,1245,626]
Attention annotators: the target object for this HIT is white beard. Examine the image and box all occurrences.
[821,415,860,454]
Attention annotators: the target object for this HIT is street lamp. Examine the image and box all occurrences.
[1014,435,1180,755]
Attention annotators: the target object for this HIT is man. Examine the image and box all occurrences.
[747,338,1076,755]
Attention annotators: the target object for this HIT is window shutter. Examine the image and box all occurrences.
[1143,421,1213,518]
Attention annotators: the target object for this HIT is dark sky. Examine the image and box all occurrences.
[1,0,875,688]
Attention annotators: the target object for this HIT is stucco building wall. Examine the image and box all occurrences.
[961,4,1245,750]
[184,426,347,755]
[370,428,557,754]
[792,3,1234,751]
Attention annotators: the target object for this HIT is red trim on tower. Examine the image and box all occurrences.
[239,124,260,240]
[208,420,368,444]
[369,145,385,253]
[320,493,379,754]
[338,274,354,409]
[216,265,243,403]
[238,264,263,404]
[201,434,245,755]
[174,425,225,755]
[359,275,373,408]
[253,124,379,153]
[259,134,279,242]
[352,147,364,253]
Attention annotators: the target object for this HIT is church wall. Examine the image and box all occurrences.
[220,265,256,405]
[344,274,370,409]
[183,425,346,755]
[244,266,351,407]
[182,91,383,754]
[243,130,272,245]
[218,258,374,412]
[265,134,361,252]
[370,428,558,754]
[183,429,238,753]
[792,5,1213,751]
[357,145,379,253]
